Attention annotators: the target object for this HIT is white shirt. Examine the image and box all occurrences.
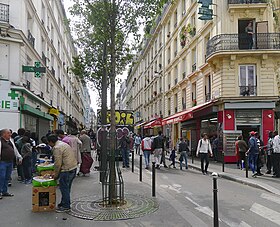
[196,139,213,155]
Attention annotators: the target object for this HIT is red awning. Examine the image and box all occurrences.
[144,118,162,129]
[162,101,213,126]
[135,121,146,128]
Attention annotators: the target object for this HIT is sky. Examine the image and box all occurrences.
[62,0,127,112]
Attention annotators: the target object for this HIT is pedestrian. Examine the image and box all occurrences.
[0,129,22,199]
[21,136,33,184]
[272,131,280,178]
[196,133,213,175]
[152,131,165,169]
[134,133,141,155]
[141,134,153,169]
[265,131,274,174]
[178,138,189,170]
[79,130,93,176]
[245,21,254,49]
[14,128,25,182]
[47,134,77,212]
[169,147,176,168]
[237,135,248,170]
[120,133,131,168]
[255,132,264,176]
[212,135,219,162]
[246,131,259,177]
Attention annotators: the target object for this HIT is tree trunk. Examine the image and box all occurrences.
[100,42,108,184]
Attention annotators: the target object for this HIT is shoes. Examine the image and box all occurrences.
[56,206,71,213]
[164,165,168,168]
[0,195,2,199]
[126,166,130,168]
[145,166,149,170]
[2,193,14,197]
[186,166,188,170]
[202,172,206,175]
[256,173,263,176]
[24,179,32,184]
[266,171,271,174]
[272,175,280,178]
[122,165,126,168]
[173,166,176,169]
[8,182,12,187]
[252,173,257,178]
[155,165,160,169]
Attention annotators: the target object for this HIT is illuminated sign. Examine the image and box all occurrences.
[97,110,134,125]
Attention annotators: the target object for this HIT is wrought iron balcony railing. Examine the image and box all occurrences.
[240,86,257,96]
[206,33,280,58]
[205,93,211,102]
[27,30,35,48]
[0,3,9,23]
[228,0,267,4]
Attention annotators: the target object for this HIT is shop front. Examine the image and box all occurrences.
[66,116,78,133]
[143,118,162,136]
[49,108,60,130]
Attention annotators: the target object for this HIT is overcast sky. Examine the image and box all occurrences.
[62,0,127,112]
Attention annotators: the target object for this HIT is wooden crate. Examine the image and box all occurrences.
[32,186,56,212]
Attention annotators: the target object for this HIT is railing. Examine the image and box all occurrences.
[192,63,196,72]
[0,3,9,22]
[205,93,211,102]
[27,30,35,48]
[228,0,267,4]
[206,33,280,58]
[240,86,257,96]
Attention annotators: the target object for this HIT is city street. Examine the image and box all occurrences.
[1,157,280,227]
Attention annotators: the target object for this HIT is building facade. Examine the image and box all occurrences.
[126,0,280,162]
[0,0,90,139]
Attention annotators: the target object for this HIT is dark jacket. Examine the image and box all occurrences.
[153,135,164,149]
[179,141,189,152]
[248,136,258,154]
[120,136,130,150]
[237,140,248,153]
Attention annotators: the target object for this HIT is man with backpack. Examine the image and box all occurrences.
[152,131,164,169]
[196,133,213,175]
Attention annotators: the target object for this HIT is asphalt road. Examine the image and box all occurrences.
[1,159,280,227]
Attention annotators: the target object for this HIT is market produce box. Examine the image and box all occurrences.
[32,186,56,212]
[36,163,55,173]
[39,170,55,176]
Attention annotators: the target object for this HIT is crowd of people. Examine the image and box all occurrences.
[0,127,95,212]
[236,130,280,178]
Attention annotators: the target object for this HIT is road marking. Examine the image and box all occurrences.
[239,221,252,227]
[195,206,213,218]
[261,193,280,205]
[250,203,280,225]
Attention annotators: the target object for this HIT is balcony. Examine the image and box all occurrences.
[206,33,280,58]
[205,93,211,102]
[27,30,35,48]
[228,0,267,4]
[0,3,9,23]
[240,86,257,96]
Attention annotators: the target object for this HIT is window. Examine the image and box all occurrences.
[182,0,186,15]
[191,82,197,106]
[182,89,186,110]
[174,9,178,28]
[46,78,50,92]
[192,47,197,72]
[168,97,171,115]
[239,65,257,96]
[174,93,178,113]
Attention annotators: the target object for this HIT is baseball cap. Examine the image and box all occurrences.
[249,131,256,135]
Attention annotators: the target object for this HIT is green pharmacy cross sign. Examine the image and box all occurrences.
[22,61,46,78]
[198,0,214,21]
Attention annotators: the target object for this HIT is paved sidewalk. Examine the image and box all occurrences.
[176,156,280,196]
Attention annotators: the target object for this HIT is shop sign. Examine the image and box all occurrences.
[49,108,60,116]
[58,113,65,126]
[198,0,214,21]
[0,88,19,112]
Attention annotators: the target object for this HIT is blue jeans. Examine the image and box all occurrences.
[180,151,188,169]
[248,153,258,174]
[0,161,13,194]
[59,169,76,209]
[143,150,151,167]
[122,149,130,167]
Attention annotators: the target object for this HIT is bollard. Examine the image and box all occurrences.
[152,161,156,197]
[132,150,134,173]
[222,151,225,172]
[212,172,219,227]
[139,154,143,182]
[245,154,248,178]
[191,148,194,164]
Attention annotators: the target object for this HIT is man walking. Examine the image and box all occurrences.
[237,135,248,170]
[134,134,141,155]
[272,131,280,178]
[120,133,131,168]
[47,134,77,212]
[266,131,274,174]
[153,131,164,169]
[247,131,259,177]
[0,129,22,199]
[179,138,189,170]
[196,133,213,175]
[141,135,153,169]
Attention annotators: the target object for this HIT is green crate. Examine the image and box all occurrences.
[32,179,57,187]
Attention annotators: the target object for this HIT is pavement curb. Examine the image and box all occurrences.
[166,156,280,196]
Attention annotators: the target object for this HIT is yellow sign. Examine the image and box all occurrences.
[49,108,59,116]
[97,110,134,125]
